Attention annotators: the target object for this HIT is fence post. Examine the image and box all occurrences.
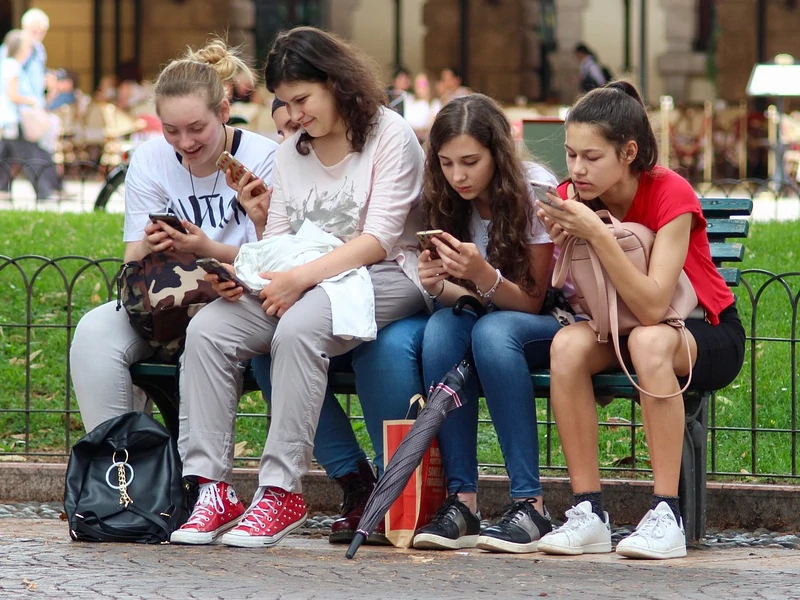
[660,95,673,168]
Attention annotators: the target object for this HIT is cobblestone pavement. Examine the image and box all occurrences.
[2,506,800,599]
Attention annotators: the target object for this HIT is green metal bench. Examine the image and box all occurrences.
[130,196,752,542]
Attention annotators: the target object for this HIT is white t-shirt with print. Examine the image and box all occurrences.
[265,107,425,286]
[470,161,556,258]
[123,129,278,246]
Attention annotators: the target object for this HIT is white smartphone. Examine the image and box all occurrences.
[530,180,562,209]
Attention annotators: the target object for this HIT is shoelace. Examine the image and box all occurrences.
[557,505,595,532]
[430,494,462,524]
[497,501,531,525]
[239,487,284,529]
[631,511,671,540]
[185,482,225,526]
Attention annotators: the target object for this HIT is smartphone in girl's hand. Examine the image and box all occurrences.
[216,151,268,196]
[530,180,562,210]
[416,229,445,258]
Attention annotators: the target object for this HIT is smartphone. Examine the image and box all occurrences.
[195,257,254,294]
[149,212,188,234]
[216,151,268,196]
[416,229,444,258]
[530,180,562,209]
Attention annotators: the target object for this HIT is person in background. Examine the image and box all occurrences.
[411,94,560,554]
[574,43,610,94]
[270,97,300,141]
[536,81,744,560]
[438,67,471,106]
[45,68,77,111]
[387,65,412,116]
[404,72,440,143]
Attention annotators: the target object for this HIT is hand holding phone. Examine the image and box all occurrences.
[416,229,445,258]
[149,212,188,234]
[530,180,562,210]
[216,151,268,196]
[196,257,254,294]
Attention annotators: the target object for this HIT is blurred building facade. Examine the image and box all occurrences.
[5,0,800,105]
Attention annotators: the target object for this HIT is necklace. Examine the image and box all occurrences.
[480,218,491,245]
[186,125,228,225]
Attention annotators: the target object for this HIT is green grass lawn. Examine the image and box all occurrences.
[1,212,799,482]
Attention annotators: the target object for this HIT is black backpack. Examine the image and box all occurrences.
[64,412,191,543]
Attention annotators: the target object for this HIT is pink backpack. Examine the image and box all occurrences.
[552,210,698,397]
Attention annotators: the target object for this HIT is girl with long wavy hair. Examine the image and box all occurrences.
[411,93,561,554]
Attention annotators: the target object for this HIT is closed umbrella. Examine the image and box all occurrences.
[345,358,473,559]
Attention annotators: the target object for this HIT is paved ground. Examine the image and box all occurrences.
[1,519,799,600]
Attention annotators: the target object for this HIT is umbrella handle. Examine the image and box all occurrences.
[452,295,486,318]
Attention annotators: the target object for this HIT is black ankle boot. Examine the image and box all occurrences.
[328,460,376,544]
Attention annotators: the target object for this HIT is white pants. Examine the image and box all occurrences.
[180,261,425,493]
[70,301,154,431]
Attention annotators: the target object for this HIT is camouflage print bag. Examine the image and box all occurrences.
[116,251,218,362]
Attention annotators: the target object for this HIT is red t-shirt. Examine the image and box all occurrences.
[558,167,733,325]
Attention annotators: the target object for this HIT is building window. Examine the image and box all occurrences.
[254,0,325,67]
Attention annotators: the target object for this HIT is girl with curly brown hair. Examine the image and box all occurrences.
[411,93,561,554]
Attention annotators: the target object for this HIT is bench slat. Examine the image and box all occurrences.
[709,242,745,263]
[699,197,754,217]
[707,218,749,240]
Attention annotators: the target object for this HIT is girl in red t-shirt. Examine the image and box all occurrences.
[534,81,744,560]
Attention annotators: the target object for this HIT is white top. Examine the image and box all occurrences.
[470,161,556,258]
[235,220,376,340]
[0,57,20,135]
[265,107,426,288]
[123,129,278,247]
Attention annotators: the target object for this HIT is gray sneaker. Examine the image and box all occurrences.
[476,500,553,554]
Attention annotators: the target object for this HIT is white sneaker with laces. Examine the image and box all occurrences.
[615,501,687,559]
[537,500,612,555]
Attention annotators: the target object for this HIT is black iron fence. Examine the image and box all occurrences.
[1,177,800,481]
[0,252,798,482]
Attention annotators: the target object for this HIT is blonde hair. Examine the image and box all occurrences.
[153,38,256,116]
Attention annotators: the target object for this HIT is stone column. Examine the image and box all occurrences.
[656,0,706,103]
[328,0,361,39]
[552,0,589,104]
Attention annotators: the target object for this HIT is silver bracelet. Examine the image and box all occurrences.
[476,268,503,299]
[424,280,445,300]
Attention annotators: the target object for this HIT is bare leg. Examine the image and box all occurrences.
[628,324,698,497]
[548,322,618,494]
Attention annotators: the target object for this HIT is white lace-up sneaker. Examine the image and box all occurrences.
[170,481,245,545]
[615,502,687,559]
[537,500,612,555]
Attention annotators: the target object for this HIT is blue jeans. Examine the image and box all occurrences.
[252,312,427,478]
[422,308,562,498]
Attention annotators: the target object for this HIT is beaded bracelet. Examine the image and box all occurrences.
[476,268,503,299]
[424,280,445,300]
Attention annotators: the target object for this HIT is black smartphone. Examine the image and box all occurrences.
[149,212,188,234]
[195,257,254,294]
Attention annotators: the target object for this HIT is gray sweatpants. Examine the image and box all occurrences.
[180,261,426,493]
[70,301,154,432]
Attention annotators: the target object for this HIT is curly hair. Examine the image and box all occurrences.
[264,27,386,155]
[422,94,540,295]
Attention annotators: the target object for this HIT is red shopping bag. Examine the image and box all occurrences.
[382,402,446,548]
